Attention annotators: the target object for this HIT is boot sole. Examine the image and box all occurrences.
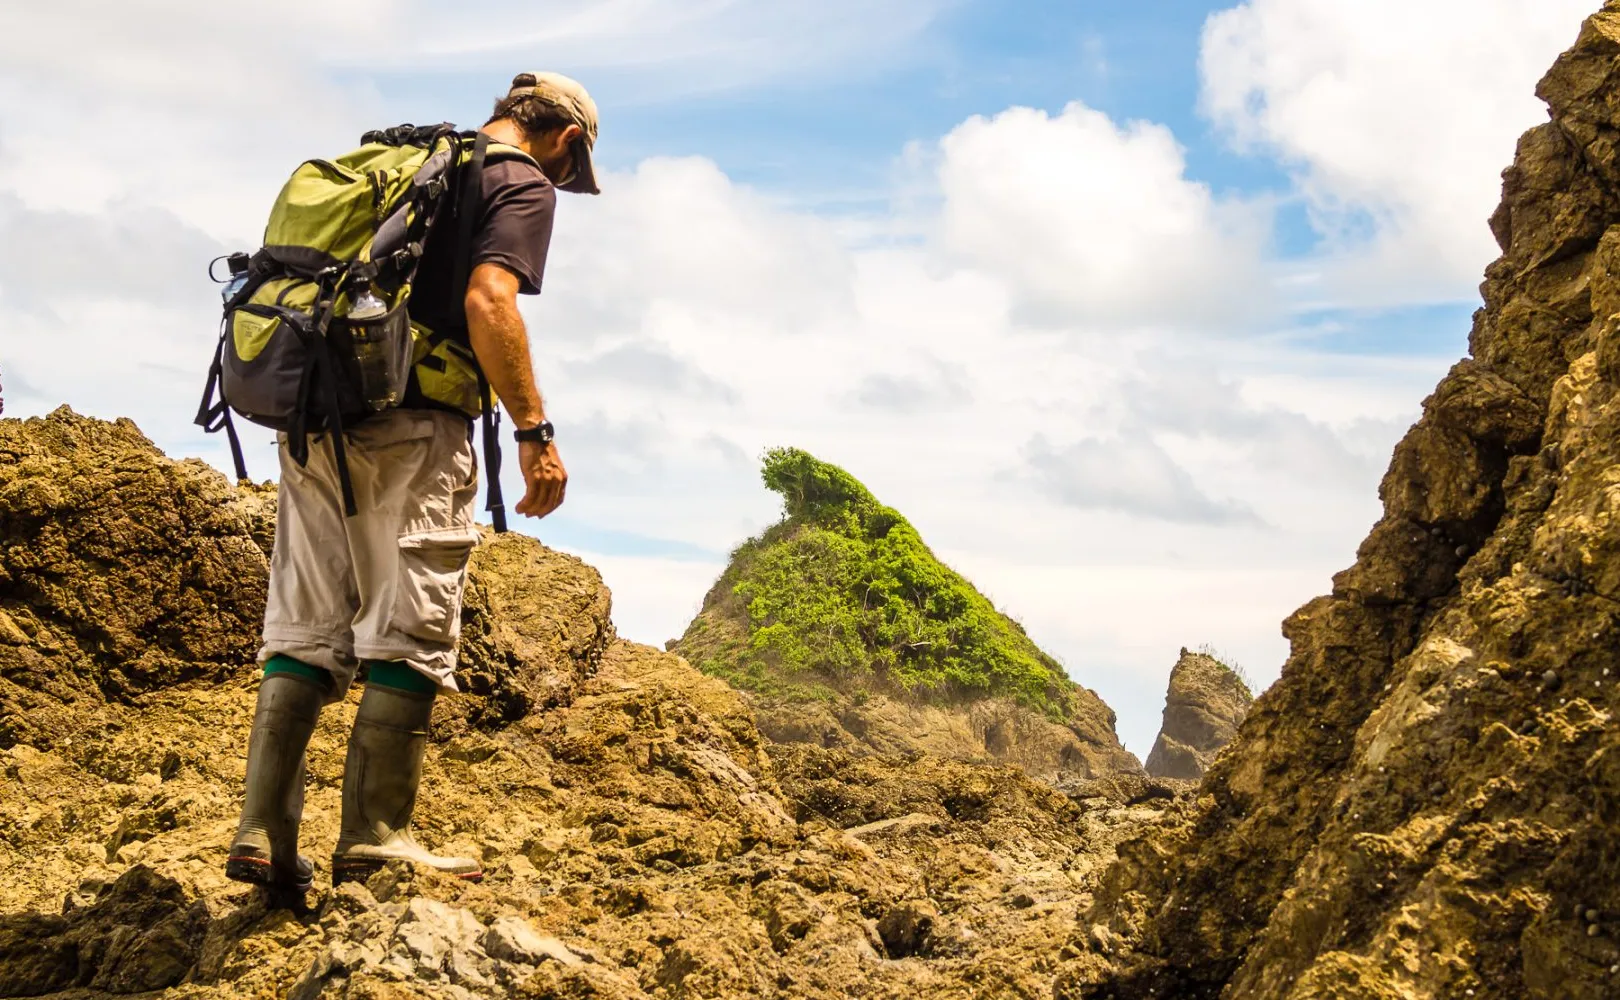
[226,855,314,895]
[331,858,485,887]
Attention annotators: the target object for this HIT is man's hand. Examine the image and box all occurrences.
[515,440,567,518]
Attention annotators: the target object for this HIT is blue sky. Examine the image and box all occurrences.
[0,0,1594,754]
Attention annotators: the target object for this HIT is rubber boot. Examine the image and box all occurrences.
[331,682,483,885]
[226,672,323,897]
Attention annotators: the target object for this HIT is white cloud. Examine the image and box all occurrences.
[936,103,1273,326]
[1025,431,1262,526]
[0,0,390,231]
[540,156,855,344]
[1201,0,1594,305]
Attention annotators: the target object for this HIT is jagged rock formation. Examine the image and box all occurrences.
[0,408,1171,998]
[1062,9,1620,999]
[675,447,1141,781]
[1143,648,1252,780]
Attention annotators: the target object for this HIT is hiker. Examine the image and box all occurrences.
[217,72,599,898]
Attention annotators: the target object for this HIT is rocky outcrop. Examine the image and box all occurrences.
[747,689,1142,783]
[675,447,1141,780]
[1143,649,1252,780]
[1063,9,1620,999]
[0,407,612,752]
[0,408,1172,998]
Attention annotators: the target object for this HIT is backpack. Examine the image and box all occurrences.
[195,124,534,532]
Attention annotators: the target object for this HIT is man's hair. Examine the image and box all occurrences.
[486,87,574,137]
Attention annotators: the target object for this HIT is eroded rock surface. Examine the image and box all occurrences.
[1142,649,1252,780]
[0,408,1168,998]
[1064,9,1620,999]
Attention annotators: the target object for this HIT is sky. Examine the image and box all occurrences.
[0,0,1599,755]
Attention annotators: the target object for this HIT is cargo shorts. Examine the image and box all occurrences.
[258,408,480,702]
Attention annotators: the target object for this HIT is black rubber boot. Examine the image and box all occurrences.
[226,672,324,899]
[331,683,482,886]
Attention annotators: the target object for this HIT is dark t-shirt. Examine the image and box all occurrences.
[410,152,556,337]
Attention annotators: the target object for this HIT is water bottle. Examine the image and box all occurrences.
[221,273,248,304]
[218,252,251,305]
[349,284,387,321]
[347,281,400,411]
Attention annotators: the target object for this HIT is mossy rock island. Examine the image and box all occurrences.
[674,447,1142,780]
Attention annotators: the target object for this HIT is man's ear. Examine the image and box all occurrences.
[561,123,583,146]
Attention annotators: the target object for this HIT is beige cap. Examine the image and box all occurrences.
[507,71,600,195]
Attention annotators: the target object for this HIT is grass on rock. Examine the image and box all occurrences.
[680,447,1078,719]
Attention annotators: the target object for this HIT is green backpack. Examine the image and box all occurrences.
[195,124,534,532]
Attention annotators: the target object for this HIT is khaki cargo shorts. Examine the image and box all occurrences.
[258,408,479,702]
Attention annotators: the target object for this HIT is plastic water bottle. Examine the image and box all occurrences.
[349,284,387,321]
[221,273,248,304]
[347,282,399,410]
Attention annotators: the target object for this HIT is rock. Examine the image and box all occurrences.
[1089,923,1121,955]
[483,916,582,967]
[0,865,208,996]
[753,880,824,953]
[1143,649,1253,780]
[671,449,1142,781]
[1069,8,1620,999]
[844,812,944,841]
[877,901,939,958]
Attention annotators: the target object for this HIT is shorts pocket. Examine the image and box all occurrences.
[393,525,481,644]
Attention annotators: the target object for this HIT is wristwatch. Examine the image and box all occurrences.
[513,421,554,446]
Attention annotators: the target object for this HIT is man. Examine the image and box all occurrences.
[224,72,599,898]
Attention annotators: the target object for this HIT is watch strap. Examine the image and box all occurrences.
[513,421,554,444]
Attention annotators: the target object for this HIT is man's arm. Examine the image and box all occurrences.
[464,261,567,518]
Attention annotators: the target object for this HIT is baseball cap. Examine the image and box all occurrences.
[506,72,600,195]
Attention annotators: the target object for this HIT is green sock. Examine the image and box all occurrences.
[363,660,438,696]
[263,654,333,691]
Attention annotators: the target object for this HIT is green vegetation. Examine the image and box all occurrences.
[1194,642,1256,699]
[679,447,1077,717]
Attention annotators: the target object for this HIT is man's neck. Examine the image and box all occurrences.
[480,119,530,157]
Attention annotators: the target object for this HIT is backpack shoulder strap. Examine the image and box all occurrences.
[448,132,509,534]
[450,131,490,304]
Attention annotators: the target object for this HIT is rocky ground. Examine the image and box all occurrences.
[1058,7,1620,999]
[0,408,1174,999]
[1142,649,1252,781]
